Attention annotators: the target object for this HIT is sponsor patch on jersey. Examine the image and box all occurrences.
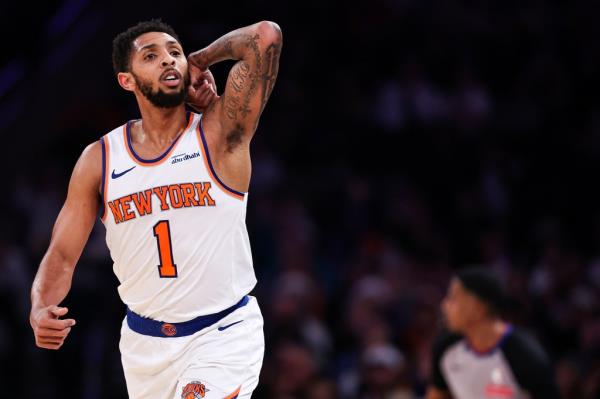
[181,381,208,399]
[171,152,201,164]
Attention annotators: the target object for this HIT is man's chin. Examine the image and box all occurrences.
[153,102,183,109]
[443,318,461,333]
[147,92,186,108]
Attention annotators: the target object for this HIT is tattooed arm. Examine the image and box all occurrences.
[188,21,282,147]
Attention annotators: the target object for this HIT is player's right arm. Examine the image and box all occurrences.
[426,332,458,399]
[30,141,102,350]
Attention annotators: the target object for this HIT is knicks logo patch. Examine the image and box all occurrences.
[181,381,208,399]
[161,323,177,336]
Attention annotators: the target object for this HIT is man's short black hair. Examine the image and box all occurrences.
[112,19,181,74]
[456,267,510,315]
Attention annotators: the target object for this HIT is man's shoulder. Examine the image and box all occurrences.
[502,326,551,365]
[501,326,559,397]
[99,120,131,141]
[81,140,102,161]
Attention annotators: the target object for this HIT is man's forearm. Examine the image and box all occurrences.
[31,250,75,311]
[189,21,281,69]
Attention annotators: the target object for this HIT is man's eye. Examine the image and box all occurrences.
[171,51,181,57]
[145,54,156,60]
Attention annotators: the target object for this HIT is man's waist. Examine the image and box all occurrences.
[126,295,249,338]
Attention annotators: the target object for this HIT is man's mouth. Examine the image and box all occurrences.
[160,69,182,87]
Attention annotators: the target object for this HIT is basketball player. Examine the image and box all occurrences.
[29,19,282,399]
[426,268,560,399]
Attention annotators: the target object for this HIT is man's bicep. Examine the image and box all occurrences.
[516,349,560,399]
[47,143,101,264]
[219,22,282,137]
[220,60,254,123]
[48,197,97,264]
[503,331,560,399]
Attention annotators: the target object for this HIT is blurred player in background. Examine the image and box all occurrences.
[29,18,282,398]
[426,268,560,399]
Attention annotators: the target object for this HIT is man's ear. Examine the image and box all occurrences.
[117,72,136,92]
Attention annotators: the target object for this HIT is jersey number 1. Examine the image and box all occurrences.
[153,220,178,278]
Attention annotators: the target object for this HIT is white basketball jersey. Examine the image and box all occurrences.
[100,112,256,322]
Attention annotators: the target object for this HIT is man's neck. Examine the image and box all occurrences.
[464,319,509,353]
[136,102,188,146]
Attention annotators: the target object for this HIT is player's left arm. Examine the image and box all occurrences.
[516,352,560,398]
[504,330,561,399]
[188,21,282,143]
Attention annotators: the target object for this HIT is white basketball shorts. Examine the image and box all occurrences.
[119,296,264,399]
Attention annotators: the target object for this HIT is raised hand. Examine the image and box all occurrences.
[187,63,218,113]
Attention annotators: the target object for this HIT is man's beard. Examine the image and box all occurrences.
[133,73,190,108]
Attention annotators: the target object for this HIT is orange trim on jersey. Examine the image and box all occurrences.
[101,135,110,222]
[195,123,245,201]
[123,113,194,167]
[223,385,241,399]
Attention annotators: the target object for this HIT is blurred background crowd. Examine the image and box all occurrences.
[1,0,599,398]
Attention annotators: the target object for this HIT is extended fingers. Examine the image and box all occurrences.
[38,317,75,330]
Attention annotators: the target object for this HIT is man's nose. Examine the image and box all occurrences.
[161,54,176,67]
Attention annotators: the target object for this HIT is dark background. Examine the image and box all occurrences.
[0,0,599,398]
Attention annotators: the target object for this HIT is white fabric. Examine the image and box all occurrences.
[101,112,257,321]
[120,296,264,399]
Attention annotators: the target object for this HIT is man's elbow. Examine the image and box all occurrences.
[256,21,282,44]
